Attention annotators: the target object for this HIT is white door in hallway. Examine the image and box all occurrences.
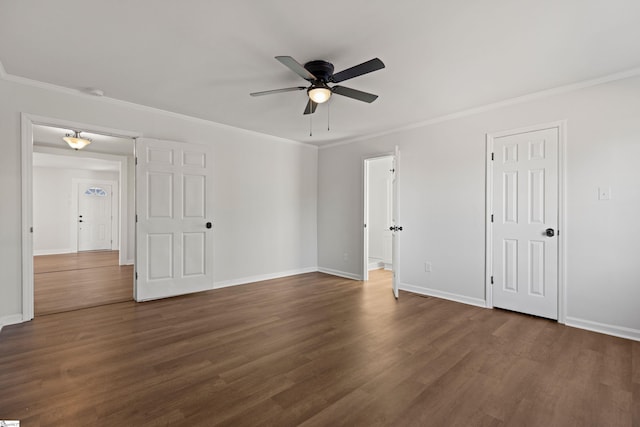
[78,183,113,251]
[391,146,401,299]
[135,138,214,301]
[491,127,559,319]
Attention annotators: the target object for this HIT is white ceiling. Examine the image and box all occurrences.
[2,0,640,146]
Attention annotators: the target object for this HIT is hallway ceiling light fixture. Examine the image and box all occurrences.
[63,130,92,150]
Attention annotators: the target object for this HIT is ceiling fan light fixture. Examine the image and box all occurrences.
[63,130,92,150]
[308,84,332,104]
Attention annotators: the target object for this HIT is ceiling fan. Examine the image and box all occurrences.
[250,56,385,115]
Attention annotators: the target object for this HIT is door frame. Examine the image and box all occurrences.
[21,113,141,321]
[72,178,119,252]
[485,120,567,323]
[362,153,395,281]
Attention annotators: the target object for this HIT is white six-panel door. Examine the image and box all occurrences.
[135,138,214,301]
[78,183,113,251]
[491,127,559,319]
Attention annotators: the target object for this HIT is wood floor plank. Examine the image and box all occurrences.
[0,269,637,426]
[34,251,133,315]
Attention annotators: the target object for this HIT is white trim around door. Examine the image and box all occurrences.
[485,120,567,323]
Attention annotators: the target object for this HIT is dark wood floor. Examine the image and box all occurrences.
[34,251,133,316]
[1,269,638,426]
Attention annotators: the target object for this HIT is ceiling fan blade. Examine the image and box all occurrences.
[330,58,385,83]
[332,86,379,103]
[303,99,318,115]
[250,86,306,97]
[275,56,317,81]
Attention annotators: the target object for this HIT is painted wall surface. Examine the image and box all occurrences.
[318,75,640,338]
[367,157,392,263]
[0,77,318,322]
[33,167,119,254]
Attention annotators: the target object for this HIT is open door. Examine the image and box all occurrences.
[135,138,214,301]
[391,146,401,298]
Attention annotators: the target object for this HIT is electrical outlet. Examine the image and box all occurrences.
[424,262,432,272]
[598,186,611,200]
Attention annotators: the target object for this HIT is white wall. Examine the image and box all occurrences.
[367,157,392,264]
[33,167,119,255]
[318,75,640,340]
[0,76,318,325]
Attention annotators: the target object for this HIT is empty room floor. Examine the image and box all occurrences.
[1,269,638,425]
[34,251,133,316]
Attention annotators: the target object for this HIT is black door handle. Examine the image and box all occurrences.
[545,228,555,237]
[206,222,212,229]
[389,226,404,232]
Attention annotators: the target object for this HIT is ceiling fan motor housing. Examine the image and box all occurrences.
[304,60,334,82]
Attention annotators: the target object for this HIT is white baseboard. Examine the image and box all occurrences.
[214,267,318,289]
[0,314,24,332]
[565,316,640,342]
[368,260,384,270]
[383,263,392,271]
[317,267,362,281]
[125,259,135,265]
[400,283,487,308]
[33,248,74,256]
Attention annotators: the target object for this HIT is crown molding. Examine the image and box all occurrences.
[0,64,315,150]
[4,56,638,152]
[319,66,640,150]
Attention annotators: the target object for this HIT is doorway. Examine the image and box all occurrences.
[485,121,566,321]
[22,115,140,319]
[363,155,394,280]
[363,150,401,298]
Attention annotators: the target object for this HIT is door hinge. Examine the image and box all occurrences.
[490,276,494,285]
[135,157,138,165]
[491,152,494,161]
[135,272,138,280]
[364,224,367,228]
[491,214,494,223]
[135,214,138,223]
[30,226,33,233]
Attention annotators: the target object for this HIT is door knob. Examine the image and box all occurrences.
[545,228,555,237]
[206,222,212,229]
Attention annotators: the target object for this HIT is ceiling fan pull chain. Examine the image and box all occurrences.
[310,112,313,137]
[327,100,330,131]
